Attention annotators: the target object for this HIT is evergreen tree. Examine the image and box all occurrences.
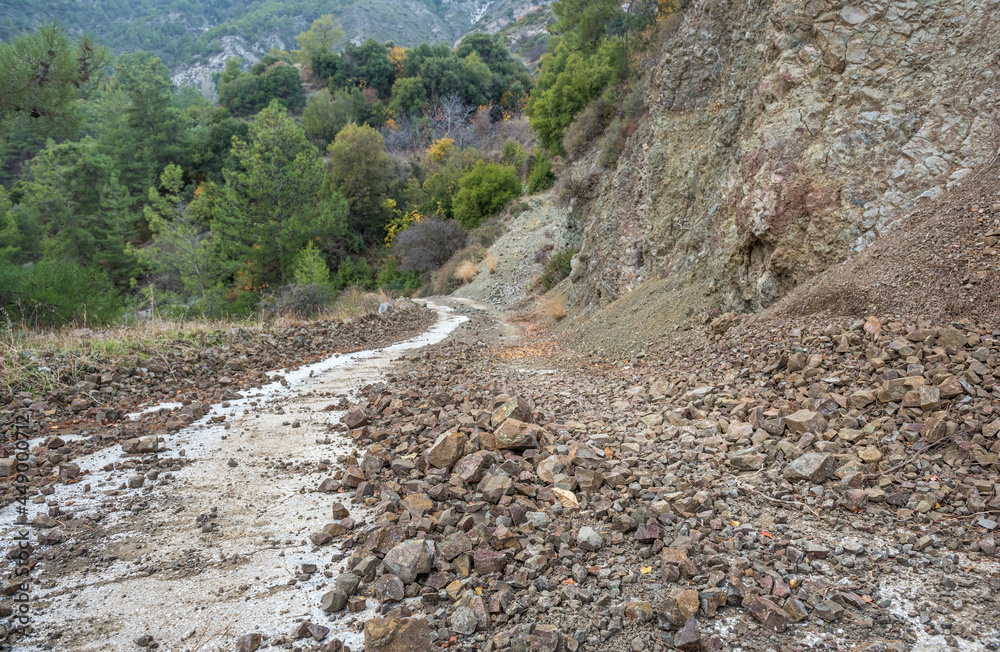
[105,53,189,192]
[326,123,391,245]
[456,33,532,107]
[0,186,43,263]
[552,0,624,50]
[302,88,353,147]
[179,111,249,184]
[0,23,110,132]
[221,57,243,85]
[213,101,348,286]
[257,64,305,113]
[21,137,138,281]
[141,164,216,302]
[344,39,395,99]
[311,50,349,89]
[389,77,427,116]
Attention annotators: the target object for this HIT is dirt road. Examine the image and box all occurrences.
[1,300,471,652]
[4,297,999,652]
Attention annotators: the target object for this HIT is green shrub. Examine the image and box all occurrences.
[540,248,577,290]
[302,88,353,147]
[527,154,555,193]
[218,288,261,318]
[219,64,305,117]
[375,256,422,293]
[257,64,306,113]
[501,140,527,173]
[292,242,331,286]
[0,257,120,326]
[526,38,625,154]
[389,77,427,116]
[562,95,612,158]
[453,161,522,229]
[251,51,294,75]
[334,256,374,289]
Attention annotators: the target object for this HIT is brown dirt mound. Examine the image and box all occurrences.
[768,166,1000,324]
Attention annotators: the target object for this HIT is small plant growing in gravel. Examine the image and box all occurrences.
[527,153,556,193]
[534,243,554,264]
[540,247,576,290]
[508,202,531,218]
[484,253,498,274]
[455,260,480,284]
[536,293,566,321]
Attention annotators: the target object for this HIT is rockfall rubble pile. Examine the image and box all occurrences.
[301,310,998,652]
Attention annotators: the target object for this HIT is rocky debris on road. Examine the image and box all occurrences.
[0,306,435,508]
[299,311,999,652]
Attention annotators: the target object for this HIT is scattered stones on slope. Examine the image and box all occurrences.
[281,310,1000,652]
[0,305,434,508]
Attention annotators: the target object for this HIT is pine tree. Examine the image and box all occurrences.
[0,23,110,133]
[213,101,348,287]
[326,123,391,245]
[141,164,214,302]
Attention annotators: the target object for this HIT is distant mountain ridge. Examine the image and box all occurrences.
[1,0,551,87]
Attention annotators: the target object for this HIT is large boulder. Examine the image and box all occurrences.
[485,418,539,451]
[785,410,827,435]
[478,474,513,503]
[425,430,466,469]
[383,539,434,584]
[364,617,430,652]
[490,396,532,428]
[783,452,836,483]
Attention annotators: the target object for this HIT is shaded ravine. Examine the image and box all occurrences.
[1,300,470,652]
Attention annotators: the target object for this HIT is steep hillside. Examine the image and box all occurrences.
[563,0,1000,316]
[0,0,552,87]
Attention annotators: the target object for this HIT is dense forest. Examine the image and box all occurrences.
[0,0,674,327]
[0,0,441,67]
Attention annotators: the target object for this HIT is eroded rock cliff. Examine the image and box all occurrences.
[567,0,1000,312]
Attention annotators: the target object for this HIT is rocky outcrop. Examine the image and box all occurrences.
[567,0,1000,312]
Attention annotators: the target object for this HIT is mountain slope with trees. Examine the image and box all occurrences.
[1,0,553,88]
[0,19,543,325]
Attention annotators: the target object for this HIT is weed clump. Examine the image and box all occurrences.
[540,248,577,291]
[455,260,480,284]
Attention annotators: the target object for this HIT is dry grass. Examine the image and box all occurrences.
[455,260,480,284]
[0,315,261,397]
[526,271,543,293]
[484,253,498,274]
[0,289,394,397]
[424,246,485,295]
[325,288,386,321]
[535,293,567,322]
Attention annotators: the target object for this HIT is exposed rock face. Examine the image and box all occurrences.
[567,0,999,311]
